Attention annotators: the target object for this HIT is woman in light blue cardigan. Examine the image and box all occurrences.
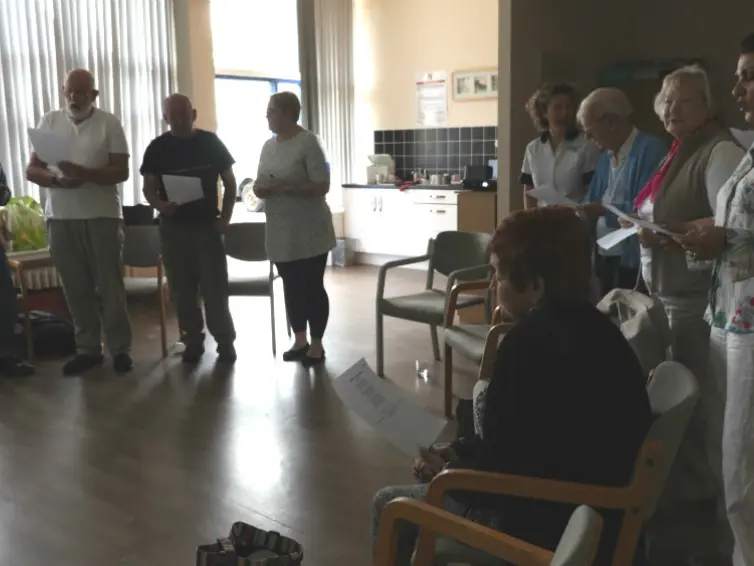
[577,88,668,295]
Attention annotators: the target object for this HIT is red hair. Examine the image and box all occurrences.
[491,207,592,303]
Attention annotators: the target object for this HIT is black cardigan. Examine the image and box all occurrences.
[450,301,652,565]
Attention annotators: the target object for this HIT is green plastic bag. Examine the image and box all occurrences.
[3,196,47,251]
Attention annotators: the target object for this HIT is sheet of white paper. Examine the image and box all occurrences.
[597,225,639,250]
[526,185,579,207]
[27,128,73,166]
[162,175,204,205]
[603,204,680,237]
[332,358,449,457]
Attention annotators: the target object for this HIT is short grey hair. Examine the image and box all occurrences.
[576,87,633,126]
[653,64,714,119]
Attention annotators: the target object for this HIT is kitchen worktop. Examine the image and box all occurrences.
[342,183,461,190]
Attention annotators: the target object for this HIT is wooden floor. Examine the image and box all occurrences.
[4,266,479,566]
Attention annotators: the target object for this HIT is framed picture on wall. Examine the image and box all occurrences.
[453,68,498,101]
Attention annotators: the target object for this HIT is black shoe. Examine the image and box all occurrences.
[0,356,34,378]
[217,344,237,365]
[113,353,133,374]
[301,350,326,368]
[63,354,104,376]
[182,344,205,364]
[282,343,309,362]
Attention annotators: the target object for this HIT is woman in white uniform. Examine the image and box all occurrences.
[519,83,600,209]
[677,33,754,566]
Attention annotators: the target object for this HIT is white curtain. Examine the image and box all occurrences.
[298,0,354,209]
[0,0,176,205]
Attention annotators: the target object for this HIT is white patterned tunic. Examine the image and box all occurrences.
[706,146,754,333]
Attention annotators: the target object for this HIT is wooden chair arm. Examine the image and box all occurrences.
[8,260,24,294]
[478,322,516,381]
[444,279,492,327]
[375,498,555,566]
[425,439,661,511]
[491,305,503,324]
[426,469,633,511]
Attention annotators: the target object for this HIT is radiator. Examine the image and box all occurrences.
[16,266,62,290]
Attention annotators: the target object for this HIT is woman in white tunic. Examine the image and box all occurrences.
[519,82,600,209]
[253,92,335,366]
[677,33,754,566]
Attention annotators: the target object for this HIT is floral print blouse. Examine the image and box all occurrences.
[707,147,754,333]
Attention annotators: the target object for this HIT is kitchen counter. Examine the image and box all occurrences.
[342,183,461,191]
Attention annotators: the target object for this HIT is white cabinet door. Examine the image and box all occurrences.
[344,190,378,252]
[345,189,459,257]
[410,203,458,256]
[376,190,414,256]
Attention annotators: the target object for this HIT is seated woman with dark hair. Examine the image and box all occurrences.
[370,206,652,565]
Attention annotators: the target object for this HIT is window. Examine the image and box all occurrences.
[0,0,175,203]
[210,0,301,185]
[214,76,302,182]
[210,0,299,80]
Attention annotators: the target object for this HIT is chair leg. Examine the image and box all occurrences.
[376,311,385,377]
[444,345,453,419]
[23,300,33,362]
[16,267,33,362]
[430,325,441,361]
[158,268,167,359]
[269,292,277,357]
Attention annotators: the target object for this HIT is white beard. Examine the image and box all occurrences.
[66,105,92,121]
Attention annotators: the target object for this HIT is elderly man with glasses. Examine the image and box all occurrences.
[577,87,668,295]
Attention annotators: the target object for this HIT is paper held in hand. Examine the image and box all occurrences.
[161,175,204,205]
[332,358,449,458]
[526,185,580,207]
[597,226,639,251]
[27,128,73,166]
[603,204,681,237]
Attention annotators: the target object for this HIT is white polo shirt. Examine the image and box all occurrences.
[37,108,129,219]
[520,131,599,205]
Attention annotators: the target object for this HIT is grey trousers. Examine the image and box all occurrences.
[646,293,731,565]
[159,220,235,347]
[47,218,132,356]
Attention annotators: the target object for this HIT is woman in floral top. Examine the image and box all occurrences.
[677,34,754,566]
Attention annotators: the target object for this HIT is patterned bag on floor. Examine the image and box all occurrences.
[196,522,304,566]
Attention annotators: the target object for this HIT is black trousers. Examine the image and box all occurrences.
[275,253,329,340]
[595,254,645,297]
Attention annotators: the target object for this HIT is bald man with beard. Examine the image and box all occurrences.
[25,68,133,376]
[140,94,237,365]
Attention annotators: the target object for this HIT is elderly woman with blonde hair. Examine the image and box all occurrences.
[629,64,745,566]
[675,33,754,566]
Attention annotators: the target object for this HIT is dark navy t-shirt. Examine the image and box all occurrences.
[140,129,235,223]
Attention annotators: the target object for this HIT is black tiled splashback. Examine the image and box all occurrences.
[374,125,497,182]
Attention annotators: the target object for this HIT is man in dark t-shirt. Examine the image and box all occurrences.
[140,94,237,364]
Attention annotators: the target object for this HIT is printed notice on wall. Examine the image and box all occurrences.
[332,358,449,457]
[416,71,448,127]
